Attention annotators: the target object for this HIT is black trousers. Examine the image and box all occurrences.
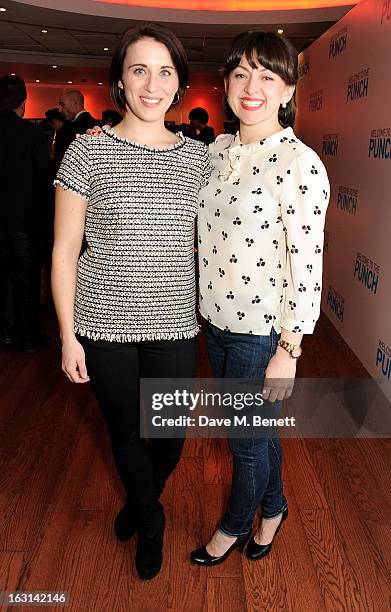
[0,231,41,343]
[78,334,197,519]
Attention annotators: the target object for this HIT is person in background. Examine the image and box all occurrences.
[45,107,74,172]
[179,121,197,138]
[58,89,96,139]
[101,108,122,127]
[189,106,215,145]
[0,75,52,352]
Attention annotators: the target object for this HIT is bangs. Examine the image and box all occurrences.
[224,31,297,85]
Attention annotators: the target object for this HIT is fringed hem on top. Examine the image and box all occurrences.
[74,325,200,343]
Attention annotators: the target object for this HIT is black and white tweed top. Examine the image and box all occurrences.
[54,126,212,342]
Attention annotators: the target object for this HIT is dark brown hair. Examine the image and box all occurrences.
[109,24,188,113]
[222,31,298,128]
[0,75,27,111]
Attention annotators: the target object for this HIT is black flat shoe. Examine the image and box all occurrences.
[246,508,288,560]
[114,504,136,542]
[135,502,165,581]
[190,530,252,567]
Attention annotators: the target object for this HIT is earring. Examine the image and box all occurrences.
[281,101,287,109]
[172,91,180,105]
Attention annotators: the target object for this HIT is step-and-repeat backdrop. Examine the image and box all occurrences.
[295,0,391,400]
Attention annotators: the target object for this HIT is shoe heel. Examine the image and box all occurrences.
[238,530,252,552]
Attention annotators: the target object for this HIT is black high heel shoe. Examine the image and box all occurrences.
[246,507,288,560]
[135,502,165,580]
[114,504,136,542]
[190,530,252,567]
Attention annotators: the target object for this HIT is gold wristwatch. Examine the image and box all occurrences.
[277,340,302,359]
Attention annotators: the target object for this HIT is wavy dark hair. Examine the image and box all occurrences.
[222,30,298,128]
[110,23,188,113]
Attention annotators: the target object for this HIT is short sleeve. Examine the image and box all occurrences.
[280,149,330,333]
[54,135,90,200]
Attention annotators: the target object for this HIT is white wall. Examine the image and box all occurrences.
[295,0,391,399]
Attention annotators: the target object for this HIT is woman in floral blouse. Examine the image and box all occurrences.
[191,30,330,566]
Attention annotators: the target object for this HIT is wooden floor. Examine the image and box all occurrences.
[0,310,390,612]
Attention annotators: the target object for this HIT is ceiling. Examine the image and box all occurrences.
[0,0,356,86]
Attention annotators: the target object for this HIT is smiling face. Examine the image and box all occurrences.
[119,37,180,123]
[225,54,295,134]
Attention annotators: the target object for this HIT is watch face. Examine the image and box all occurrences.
[292,346,302,358]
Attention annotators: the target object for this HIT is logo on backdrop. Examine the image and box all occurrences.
[381,0,391,24]
[329,26,348,59]
[298,58,310,78]
[309,89,323,112]
[337,186,358,215]
[322,133,339,156]
[354,252,380,295]
[376,340,391,380]
[326,285,344,321]
[347,68,370,102]
[324,230,329,254]
[368,127,391,159]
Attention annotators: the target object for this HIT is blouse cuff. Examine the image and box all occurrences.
[279,316,318,335]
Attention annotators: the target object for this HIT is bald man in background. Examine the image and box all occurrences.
[59,89,96,142]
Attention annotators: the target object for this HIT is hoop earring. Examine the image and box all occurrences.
[172,91,180,106]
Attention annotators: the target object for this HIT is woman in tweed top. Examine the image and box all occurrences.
[51,25,211,581]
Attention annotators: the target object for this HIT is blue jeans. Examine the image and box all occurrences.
[206,322,288,537]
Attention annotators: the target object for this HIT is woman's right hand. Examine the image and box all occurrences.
[76,125,105,139]
[86,125,105,136]
[62,337,90,383]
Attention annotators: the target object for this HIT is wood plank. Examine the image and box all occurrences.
[182,438,204,458]
[0,384,89,551]
[351,439,391,505]
[282,439,329,509]
[301,508,374,612]
[78,431,122,513]
[303,446,390,611]
[275,479,325,612]
[0,352,30,429]
[0,551,25,591]
[314,439,391,524]
[167,457,207,612]
[21,510,134,612]
[207,577,247,612]
[241,541,288,612]
[203,439,232,485]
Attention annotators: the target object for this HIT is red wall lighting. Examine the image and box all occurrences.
[94,0,359,10]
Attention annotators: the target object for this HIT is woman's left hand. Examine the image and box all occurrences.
[262,349,297,402]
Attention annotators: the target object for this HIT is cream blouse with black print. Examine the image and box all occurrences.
[197,126,330,336]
